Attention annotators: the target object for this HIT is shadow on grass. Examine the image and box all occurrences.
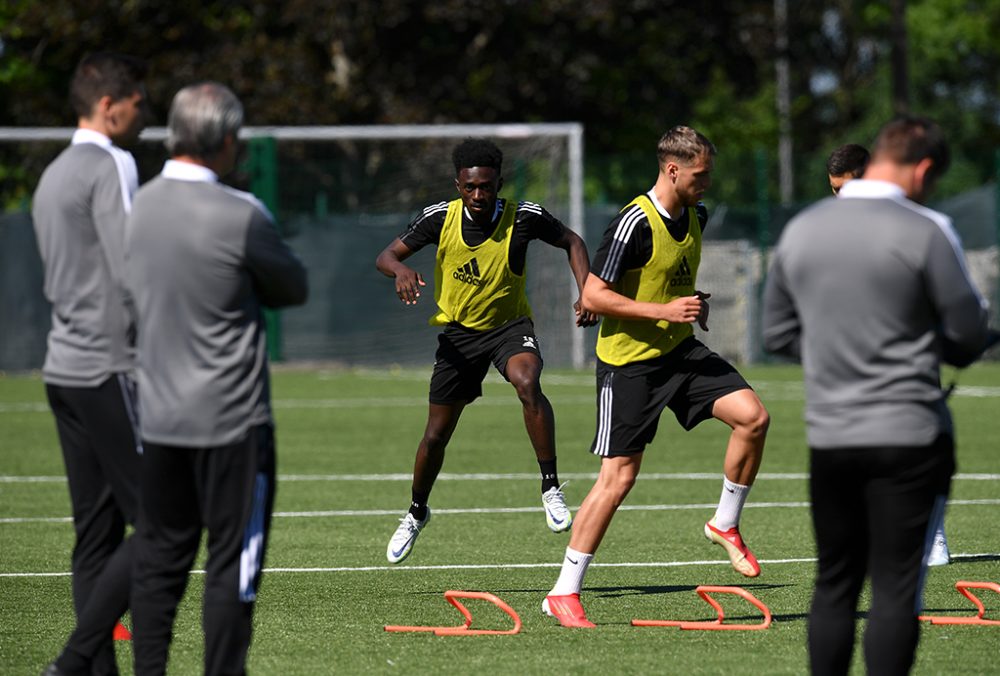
[952,553,1000,563]
[588,582,792,598]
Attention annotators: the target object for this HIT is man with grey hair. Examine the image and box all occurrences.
[126,82,308,675]
[763,115,990,675]
[33,51,147,676]
[543,126,770,628]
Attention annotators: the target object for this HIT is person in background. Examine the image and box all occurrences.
[126,81,308,676]
[33,51,148,676]
[826,143,870,195]
[763,116,990,675]
[828,140,949,566]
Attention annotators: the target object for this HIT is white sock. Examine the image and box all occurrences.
[713,477,750,531]
[549,547,593,596]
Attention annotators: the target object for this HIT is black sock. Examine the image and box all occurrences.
[539,459,559,493]
[409,490,430,521]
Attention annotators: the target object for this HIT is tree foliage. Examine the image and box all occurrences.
[1,0,998,206]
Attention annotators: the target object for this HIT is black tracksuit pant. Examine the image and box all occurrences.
[46,375,141,676]
[131,424,275,676]
[808,435,953,676]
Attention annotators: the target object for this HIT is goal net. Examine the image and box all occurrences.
[0,124,587,369]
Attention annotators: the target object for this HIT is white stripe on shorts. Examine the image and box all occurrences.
[594,372,614,456]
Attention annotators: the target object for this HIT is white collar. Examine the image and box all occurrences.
[71,128,113,148]
[646,188,682,221]
[837,179,906,200]
[161,159,219,183]
[463,198,503,223]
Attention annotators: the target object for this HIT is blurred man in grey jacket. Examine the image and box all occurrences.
[33,51,147,676]
[126,82,307,676]
[763,116,990,676]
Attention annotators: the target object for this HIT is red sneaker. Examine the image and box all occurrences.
[704,519,761,577]
[542,593,596,628]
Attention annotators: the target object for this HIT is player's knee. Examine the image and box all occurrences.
[421,429,451,452]
[737,403,770,441]
[511,375,543,406]
[599,466,638,498]
[751,406,770,438]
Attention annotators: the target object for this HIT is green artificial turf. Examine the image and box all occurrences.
[1,364,997,674]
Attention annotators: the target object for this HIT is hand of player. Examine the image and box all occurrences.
[394,268,425,305]
[574,298,599,327]
[695,290,711,331]
[660,294,705,325]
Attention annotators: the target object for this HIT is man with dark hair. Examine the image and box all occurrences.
[126,82,308,676]
[375,137,597,564]
[33,51,148,676]
[826,143,870,195]
[827,140,950,566]
[763,115,990,675]
[542,126,770,628]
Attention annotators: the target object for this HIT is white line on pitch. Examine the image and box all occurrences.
[4,553,998,578]
[4,499,999,525]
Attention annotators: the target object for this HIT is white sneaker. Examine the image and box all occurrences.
[386,508,430,564]
[927,532,951,567]
[542,483,573,533]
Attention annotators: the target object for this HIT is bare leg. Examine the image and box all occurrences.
[505,352,555,462]
[712,389,769,486]
[411,402,466,496]
[568,454,644,554]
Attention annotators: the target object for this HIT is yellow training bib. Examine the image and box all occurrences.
[429,199,532,330]
[596,195,701,365]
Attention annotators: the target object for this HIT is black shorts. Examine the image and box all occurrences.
[590,337,750,457]
[429,316,542,404]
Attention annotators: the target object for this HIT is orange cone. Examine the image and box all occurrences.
[113,621,132,641]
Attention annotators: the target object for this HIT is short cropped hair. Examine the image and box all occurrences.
[872,115,950,184]
[656,126,717,167]
[69,52,147,119]
[165,82,244,159]
[826,144,870,178]
[452,138,503,174]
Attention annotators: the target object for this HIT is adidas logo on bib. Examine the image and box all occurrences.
[669,255,693,288]
[453,257,485,287]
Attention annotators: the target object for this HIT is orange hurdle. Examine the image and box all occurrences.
[919,581,1000,626]
[632,585,772,630]
[385,590,522,636]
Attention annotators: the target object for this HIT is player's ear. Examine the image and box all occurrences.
[497,176,504,193]
[455,177,461,192]
[913,157,937,198]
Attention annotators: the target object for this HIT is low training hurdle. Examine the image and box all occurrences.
[631,585,772,630]
[919,581,1000,626]
[384,590,522,636]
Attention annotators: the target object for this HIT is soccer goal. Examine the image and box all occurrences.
[0,123,587,369]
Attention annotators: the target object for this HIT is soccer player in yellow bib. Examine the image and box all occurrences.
[376,138,597,564]
[542,126,770,627]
